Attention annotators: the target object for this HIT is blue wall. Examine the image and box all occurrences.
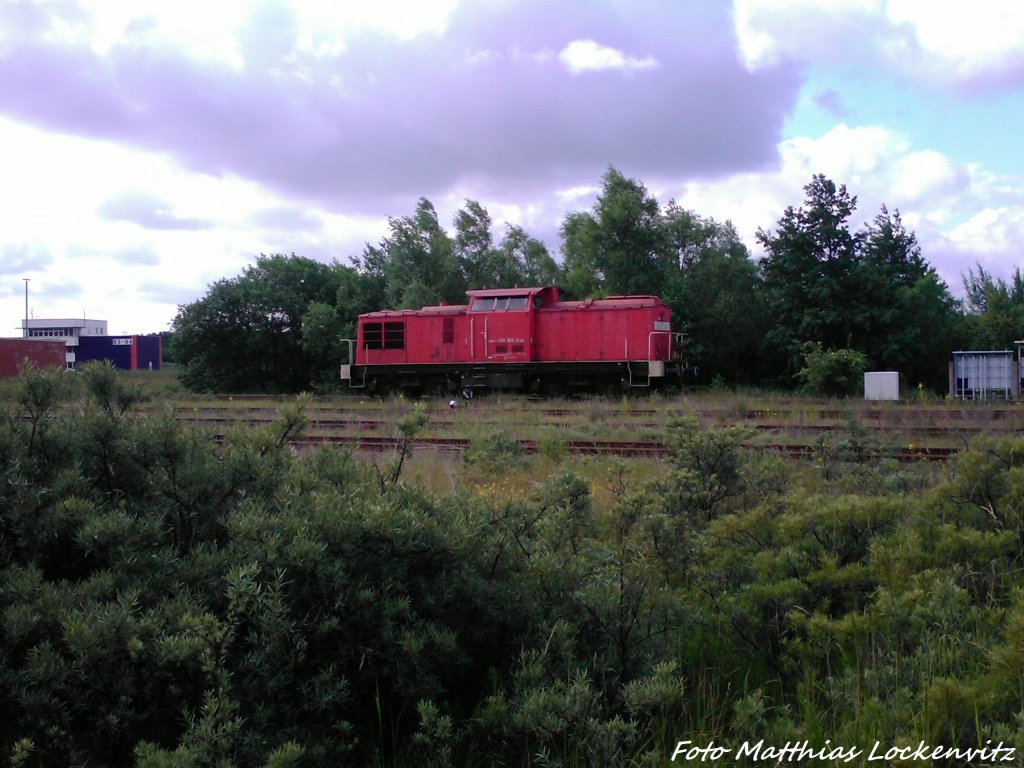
[77,336,162,370]
[136,335,162,370]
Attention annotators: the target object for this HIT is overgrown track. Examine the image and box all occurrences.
[287,434,955,462]
[149,395,1015,463]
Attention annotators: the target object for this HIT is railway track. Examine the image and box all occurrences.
[278,434,957,463]
[174,413,1001,440]
[159,401,1024,420]
[149,396,1024,464]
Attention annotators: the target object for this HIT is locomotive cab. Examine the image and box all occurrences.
[465,286,555,365]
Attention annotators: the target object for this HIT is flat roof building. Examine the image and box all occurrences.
[20,319,108,369]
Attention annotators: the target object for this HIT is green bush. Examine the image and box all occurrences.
[5,367,1024,766]
[795,342,868,397]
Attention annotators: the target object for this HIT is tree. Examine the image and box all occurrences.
[560,210,603,298]
[453,199,501,289]
[758,175,959,388]
[962,263,1024,348]
[335,263,386,340]
[757,175,863,379]
[497,224,560,288]
[560,167,667,298]
[858,207,960,388]
[662,205,767,384]
[172,254,342,392]
[301,302,347,389]
[378,198,466,308]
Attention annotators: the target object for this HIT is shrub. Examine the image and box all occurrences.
[795,342,868,397]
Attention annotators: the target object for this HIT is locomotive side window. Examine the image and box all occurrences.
[471,298,495,311]
[507,297,528,310]
[363,323,383,350]
[383,322,405,350]
[443,317,455,344]
[493,298,509,311]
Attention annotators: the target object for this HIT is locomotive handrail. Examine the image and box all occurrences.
[647,330,674,363]
[634,330,676,388]
[340,339,367,388]
[622,331,676,389]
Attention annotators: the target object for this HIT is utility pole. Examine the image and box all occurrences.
[23,278,29,338]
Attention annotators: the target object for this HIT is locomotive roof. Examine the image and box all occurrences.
[357,288,666,319]
[554,296,664,310]
[359,305,466,319]
[465,286,547,298]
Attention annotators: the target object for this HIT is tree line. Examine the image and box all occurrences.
[172,168,1018,394]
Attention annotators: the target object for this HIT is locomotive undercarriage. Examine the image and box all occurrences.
[346,361,683,397]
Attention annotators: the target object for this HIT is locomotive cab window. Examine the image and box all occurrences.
[363,321,405,350]
[363,323,383,350]
[471,295,529,311]
[383,322,405,350]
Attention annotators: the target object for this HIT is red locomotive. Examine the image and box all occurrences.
[341,286,686,395]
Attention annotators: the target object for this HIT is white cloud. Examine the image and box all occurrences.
[0,117,387,333]
[17,0,460,70]
[946,207,1024,261]
[777,124,900,185]
[733,0,881,71]
[733,0,1024,84]
[887,0,1024,79]
[98,192,213,230]
[890,150,964,203]
[465,48,500,66]
[558,39,658,74]
[0,242,54,275]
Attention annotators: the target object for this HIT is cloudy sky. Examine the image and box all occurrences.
[2,0,1023,334]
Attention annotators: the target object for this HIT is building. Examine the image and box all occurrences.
[0,338,67,376]
[19,319,162,371]
[22,318,108,369]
